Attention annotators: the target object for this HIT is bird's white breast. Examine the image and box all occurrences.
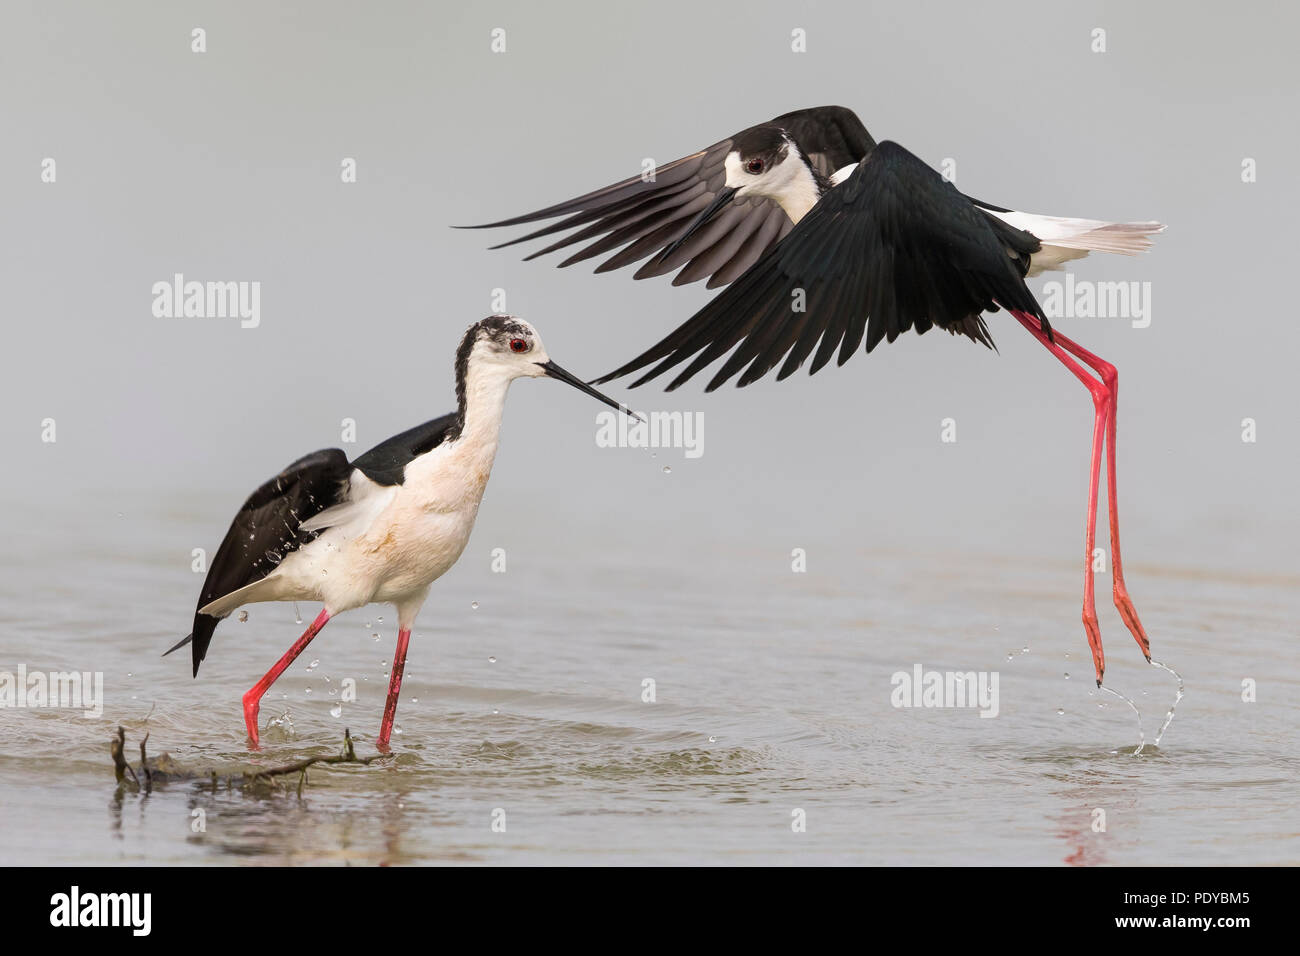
[275,436,498,612]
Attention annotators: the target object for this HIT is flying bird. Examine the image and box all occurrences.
[463,105,1165,686]
[166,317,638,750]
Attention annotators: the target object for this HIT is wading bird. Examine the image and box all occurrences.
[464,105,1165,686]
[167,317,637,750]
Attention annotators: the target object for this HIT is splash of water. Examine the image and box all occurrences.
[1150,658,1185,746]
[1100,684,1146,756]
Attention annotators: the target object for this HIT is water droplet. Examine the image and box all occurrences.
[305,687,313,695]
[264,550,282,565]
[662,465,671,474]
[126,672,132,678]
[372,632,380,641]
[330,704,342,718]
[471,601,479,610]
[411,697,419,704]
[377,616,384,624]
[1021,646,1029,653]
[1056,708,1065,716]
[393,725,402,736]
[708,735,717,743]
[1064,672,1070,680]
[238,610,249,623]
[329,688,337,697]
[1064,652,1071,660]
[307,659,319,671]
[488,656,497,664]
[1006,654,1013,662]
[492,709,499,715]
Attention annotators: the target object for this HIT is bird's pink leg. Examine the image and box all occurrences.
[376,628,411,753]
[1015,315,1152,661]
[1012,313,1110,685]
[241,608,331,750]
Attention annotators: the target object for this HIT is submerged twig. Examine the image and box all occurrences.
[110,726,390,796]
[111,726,139,787]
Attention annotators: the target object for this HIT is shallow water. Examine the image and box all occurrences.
[1,492,1296,866]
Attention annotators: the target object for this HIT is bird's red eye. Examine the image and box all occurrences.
[746,158,764,174]
[509,338,529,353]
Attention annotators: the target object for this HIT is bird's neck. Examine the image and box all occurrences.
[772,162,830,224]
[442,363,515,481]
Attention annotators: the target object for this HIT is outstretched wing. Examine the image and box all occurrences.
[174,449,352,676]
[595,140,1046,392]
[460,106,874,289]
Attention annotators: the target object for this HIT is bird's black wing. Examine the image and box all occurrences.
[171,449,353,677]
[595,140,1045,392]
[459,107,873,289]
[350,411,461,485]
[459,141,791,288]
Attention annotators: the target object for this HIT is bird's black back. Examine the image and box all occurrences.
[351,411,461,485]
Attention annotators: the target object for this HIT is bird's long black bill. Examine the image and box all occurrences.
[659,186,738,261]
[540,361,642,421]
[162,633,193,657]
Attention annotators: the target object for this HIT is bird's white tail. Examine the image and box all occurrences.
[988,210,1166,276]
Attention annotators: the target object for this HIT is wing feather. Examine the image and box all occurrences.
[180,449,352,676]
[463,107,876,288]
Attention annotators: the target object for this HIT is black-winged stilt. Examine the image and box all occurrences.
[465,105,1165,687]
[167,316,638,751]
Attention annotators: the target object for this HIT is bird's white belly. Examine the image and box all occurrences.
[362,504,477,603]
[301,500,477,610]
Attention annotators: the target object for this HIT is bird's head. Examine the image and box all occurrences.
[658,127,821,262]
[459,315,551,379]
[723,126,807,202]
[456,316,638,418]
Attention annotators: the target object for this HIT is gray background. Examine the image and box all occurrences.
[3,1,1297,572]
[4,0,1297,577]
